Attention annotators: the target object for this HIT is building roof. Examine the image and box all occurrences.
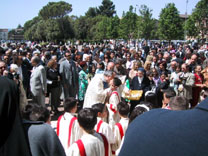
[179,14,189,19]
[0,29,9,32]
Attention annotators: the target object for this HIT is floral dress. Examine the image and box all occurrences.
[78,70,88,101]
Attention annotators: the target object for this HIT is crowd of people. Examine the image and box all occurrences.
[1,40,208,156]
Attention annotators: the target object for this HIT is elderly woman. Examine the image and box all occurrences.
[46,59,61,114]
[8,63,28,111]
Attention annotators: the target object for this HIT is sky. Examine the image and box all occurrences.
[0,0,200,29]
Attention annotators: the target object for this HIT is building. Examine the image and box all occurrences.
[9,28,24,41]
[0,29,9,40]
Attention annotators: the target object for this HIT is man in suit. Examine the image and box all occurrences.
[15,55,31,97]
[30,56,47,106]
[178,63,195,102]
[59,51,79,99]
[176,46,185,59]
[130,68,150,113]
[119,97,208,156]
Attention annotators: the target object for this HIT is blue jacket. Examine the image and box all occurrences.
[119,98,208,156]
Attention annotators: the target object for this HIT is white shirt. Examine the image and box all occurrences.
[112,117,129,154]
[58,112,83,153]
[95,117,115,144]
[138,76,144,84]
[67,132,110,156]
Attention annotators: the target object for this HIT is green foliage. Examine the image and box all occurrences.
[119,5,138,39]
[191,0,208,42]
[107,15,120,39]
[158,3,184,41]
[138,5,155,40]
[73,16,90,40]
[39,1,72,20]
[97,0,116,17]
[93,16,110,40]
[24,2,74,42]
[184,15,198,37]
[85,7,99,17]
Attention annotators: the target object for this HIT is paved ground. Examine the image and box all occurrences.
[28,97,64,121]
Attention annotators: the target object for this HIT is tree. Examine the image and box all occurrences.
[107,15,120,39]
[191,0,208,42]
[158,3,184,41]
[24,1,74,42]
[138,5,155,40]
[39,1,72,20]
[97,0,116,17]
[85,7,99,17]
[184,15,199,38]
[73,16,90,40]
[93,16,111,40]
[119,5,138,39]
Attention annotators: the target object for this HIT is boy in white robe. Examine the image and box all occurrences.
[112,102,129,155]
[92,103,115,145]
[57,97,83,154]
[67,108,111,156]
[107,77,122,129]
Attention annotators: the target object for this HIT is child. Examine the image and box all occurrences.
[22,104,66,156]
[57,97,83,153]
[107,77,122,128]
[67,108,111,156]
[112,102,129,155]
[92,103,115,145]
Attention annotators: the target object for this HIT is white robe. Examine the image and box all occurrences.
[83,74,110,108]
[67,132,111,156]
[58,112,83,153]
[107,90,121,129]
[112,117,129,155]
[95,117,115,144]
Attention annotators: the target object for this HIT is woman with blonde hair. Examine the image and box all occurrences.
[129,61,142,80]
[144,61,152,73]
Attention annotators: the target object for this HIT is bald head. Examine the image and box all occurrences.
[107,62,115,71]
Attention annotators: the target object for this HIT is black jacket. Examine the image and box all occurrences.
[130,76,150,101]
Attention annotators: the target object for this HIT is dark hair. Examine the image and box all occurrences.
[88,63,96,74]
[146,71,153,77]
[145,92,157,108]
[169,96,188,110]
[129,105,149,124]
[117,102,129,116]
[64,97,77,112]
[78,108,97,131]
[160,71,168,77]
[99,62,105,70]
[22,104,50,123]
[164,88,176,99]
[92,103,105,116]
[113,77,122,87]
